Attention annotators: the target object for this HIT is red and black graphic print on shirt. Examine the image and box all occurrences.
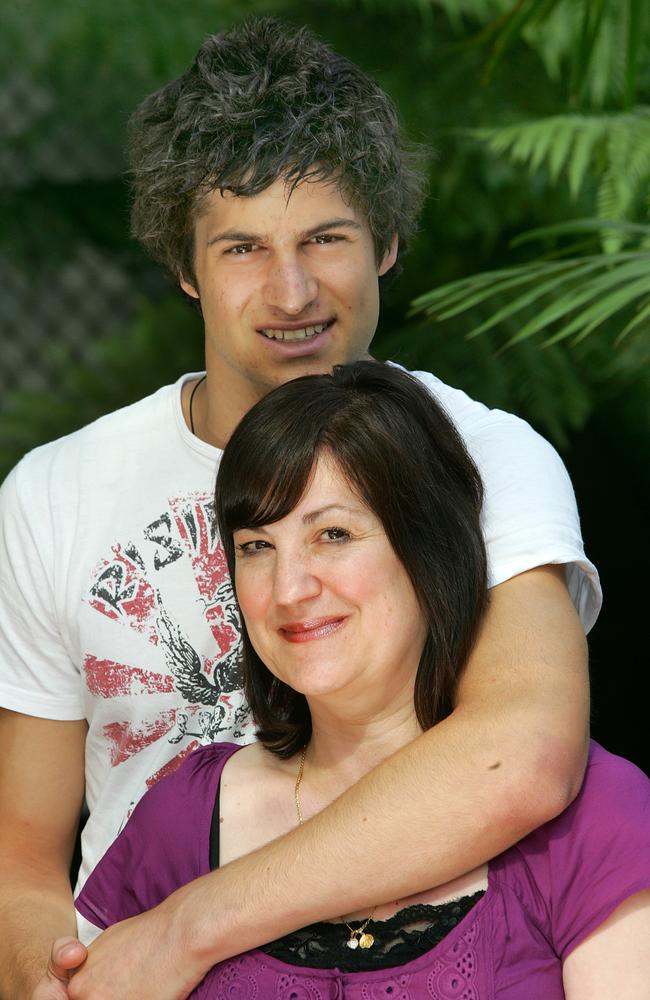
[83,491,253,788]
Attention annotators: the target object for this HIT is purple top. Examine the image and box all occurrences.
[77,741,650,999]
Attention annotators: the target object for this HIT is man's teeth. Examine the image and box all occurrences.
[261,322,329,341]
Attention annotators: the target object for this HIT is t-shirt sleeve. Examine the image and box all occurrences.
[0,455,83,718]
[411,370,601,632]
[75,743,234,930]
[516,742,650,959]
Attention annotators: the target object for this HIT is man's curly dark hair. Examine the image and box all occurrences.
[128,17,426,285]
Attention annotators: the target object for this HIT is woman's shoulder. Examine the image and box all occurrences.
[75,741,246,929]
[219,742,300,865]
[492,741,650,958]
[499,742,650,875]
[139,740,243,810]
[548,741,649,843]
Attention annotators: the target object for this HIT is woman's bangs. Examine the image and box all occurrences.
[222,441,317,534]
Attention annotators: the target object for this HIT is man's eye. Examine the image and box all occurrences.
[227,243,258,255]
[310,234,340,245]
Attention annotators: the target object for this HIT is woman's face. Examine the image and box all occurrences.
[233,453,428,710]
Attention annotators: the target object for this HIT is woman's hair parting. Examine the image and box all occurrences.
[129,17,426,285]
[215,361,488,758]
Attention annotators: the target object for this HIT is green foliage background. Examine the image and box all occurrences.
[2,0,648,767]
[3,0,649,461]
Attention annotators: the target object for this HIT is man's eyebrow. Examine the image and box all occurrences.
[206,218,362,248]
[301,218,363,240]
[207,230,265,247]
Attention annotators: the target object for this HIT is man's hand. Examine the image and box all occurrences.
[30,938,87,1000]
[66,901,204,1000]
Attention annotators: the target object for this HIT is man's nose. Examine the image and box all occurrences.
[263,257,318,316]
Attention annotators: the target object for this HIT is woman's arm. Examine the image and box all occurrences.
[64,564,590,1000]
[562,890,650,998]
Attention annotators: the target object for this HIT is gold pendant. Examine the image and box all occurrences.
[359,933,374,949]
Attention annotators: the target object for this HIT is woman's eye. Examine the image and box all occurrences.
[237,539,271,555]
[321,527,351,542]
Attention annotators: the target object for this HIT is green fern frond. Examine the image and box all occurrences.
[410,246,650,354]
[596,171,629,252]
[473,115,609,196]
[511,218,650,247]
[474,108,650,224]
[615,295,650,344]
[410,260,570,315]
[542,273,650,346]
[463,257,623,339]
[503,257,650,346]
[567,125,598,199]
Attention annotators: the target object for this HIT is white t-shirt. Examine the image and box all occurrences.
[0,370,600,902]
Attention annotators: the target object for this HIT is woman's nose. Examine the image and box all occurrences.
[272,550,321,606]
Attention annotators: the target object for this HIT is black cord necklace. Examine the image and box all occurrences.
[189,375,206,435]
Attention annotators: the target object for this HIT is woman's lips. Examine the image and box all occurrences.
[278,616,347,643]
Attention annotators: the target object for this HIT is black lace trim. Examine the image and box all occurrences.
[210,774,484,972]
[259,892,485,971]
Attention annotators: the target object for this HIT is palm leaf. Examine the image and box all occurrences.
[502,257,650,345]
[411,248,650,351]
[511,219,650,246]
[616,295,650,344]
[541,274,650,346]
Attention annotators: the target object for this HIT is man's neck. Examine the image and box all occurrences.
[182,371,263,450]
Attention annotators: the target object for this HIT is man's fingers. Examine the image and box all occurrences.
[30,939,86,1000]
[47,937,88,981]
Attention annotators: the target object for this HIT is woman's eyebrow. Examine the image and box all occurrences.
[302,503,365,524]
[234,524,271,535]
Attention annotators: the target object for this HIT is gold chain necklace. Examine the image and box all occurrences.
[294,746,377,950]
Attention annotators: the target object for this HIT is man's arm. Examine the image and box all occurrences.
[65,563,589,1000]
[0,712,86,1000]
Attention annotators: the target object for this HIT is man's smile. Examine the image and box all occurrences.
[258,319,333,342]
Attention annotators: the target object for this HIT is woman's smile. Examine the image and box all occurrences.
[233,453,427,703]
[278,616,348,643]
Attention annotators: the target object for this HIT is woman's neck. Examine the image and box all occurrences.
[300,699,422,807]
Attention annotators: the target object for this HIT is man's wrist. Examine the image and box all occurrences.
[158,874,233,975]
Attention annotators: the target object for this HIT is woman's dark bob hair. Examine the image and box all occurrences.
[215,360,488,758]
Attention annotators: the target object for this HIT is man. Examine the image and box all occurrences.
[0,18,597,1000]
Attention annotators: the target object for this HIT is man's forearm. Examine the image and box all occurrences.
[171,567,589,972]
[69,694,587,998]
[178,692,587,973]
[68,567,590,998]
[0,872,77,1000]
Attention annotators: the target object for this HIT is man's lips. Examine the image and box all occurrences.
[257,318,335,342]
[278,616,347,643]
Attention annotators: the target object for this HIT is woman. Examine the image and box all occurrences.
[77,361,650,998]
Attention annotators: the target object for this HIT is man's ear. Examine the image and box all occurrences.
[378,233,398,277]
[179,274,200,300]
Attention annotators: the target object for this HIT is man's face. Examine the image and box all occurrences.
[181,177,397,407]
